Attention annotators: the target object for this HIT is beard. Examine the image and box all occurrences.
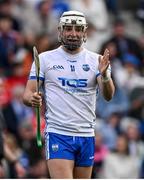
[61,36,83,51]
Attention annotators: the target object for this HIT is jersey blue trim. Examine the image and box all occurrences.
[96,72,101,78]
[29,76,45,81]
[96,68,111,78]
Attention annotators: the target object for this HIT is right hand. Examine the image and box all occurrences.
[30,92,42,107]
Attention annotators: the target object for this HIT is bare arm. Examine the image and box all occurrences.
[23,80,43,107]
[97,75,115,101]
[97,49,115,101]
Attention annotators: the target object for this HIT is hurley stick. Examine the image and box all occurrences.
[33,46,42,147]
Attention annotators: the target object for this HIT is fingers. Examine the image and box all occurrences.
[101,49,110,68]
[33,92,42,98]
[103,48,109,56]
[98,49,111,76]
[103,49,110,62]
[31,92,42,107]
[99,49,110,62]
[98,55,102,63]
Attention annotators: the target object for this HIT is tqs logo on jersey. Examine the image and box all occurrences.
[82,64,90,71]
[52,144,59,152]
[53,65,64,70]
[58,77,88,88]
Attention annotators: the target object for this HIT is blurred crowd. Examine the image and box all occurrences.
[0,0,144,178]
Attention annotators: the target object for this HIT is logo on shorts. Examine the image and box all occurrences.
[52,144,59,152]
[89,156,94,160]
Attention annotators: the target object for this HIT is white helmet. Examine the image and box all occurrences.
[59,10,88,31]
[58,11,88,51]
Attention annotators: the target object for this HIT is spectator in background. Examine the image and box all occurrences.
[35,33,51,53]
[125,122,144,159]
[3,132,27,178]
[138,35,144,74]
[70,0,109,31]
[30,0,58,40]
[0,14,20,76]
[113,53,144,95]
[83,21,98,52]
[101,134,139,178]
[98,113,122,150]
[52,0,70,18]
[12,0,58,41]
[13,47,32,77]
[10,85,34,126]
[104,0,120,17]
[0,0,21,32]
[84,20,110,52]
[101,18,143,63]
[92,132,109,178]
[11,0,36,38]
[97,42,130,119]
[17,120,48,178]
[0,132,26,178]
[0,78,26,178]
[0,86,5,177]
[136,0,144,25]
[2,83,35,137]
[140,157,144,178]
[69,0,110,53]
[128,87,144,121]
[23,0,42,7]
[96,84,129,119]
[1,63,29,136]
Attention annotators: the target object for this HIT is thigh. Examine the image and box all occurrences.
[74,166,93,179]
[47,159,74,179]
[75,136,95,167]
[45,132,75,178]
[45,132,75,160]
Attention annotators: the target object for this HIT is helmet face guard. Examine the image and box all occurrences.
[58,11,88,51]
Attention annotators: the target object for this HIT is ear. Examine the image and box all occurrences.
[83,32,87,43]
[58,26,61,31]
[58,32,61,42]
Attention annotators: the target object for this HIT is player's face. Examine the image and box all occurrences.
[61,25,85,51]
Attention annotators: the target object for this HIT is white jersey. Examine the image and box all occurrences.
[29,46,101,137]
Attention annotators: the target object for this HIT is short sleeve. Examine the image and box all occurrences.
[29,53,45,82]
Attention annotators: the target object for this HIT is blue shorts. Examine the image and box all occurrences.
[45,132,95,167]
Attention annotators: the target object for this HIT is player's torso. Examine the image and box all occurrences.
[43,47,98,90]
[41,47,99,136]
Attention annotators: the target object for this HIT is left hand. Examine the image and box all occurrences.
[98,49,110,76]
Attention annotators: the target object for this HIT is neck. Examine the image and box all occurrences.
[62,46,83,55]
